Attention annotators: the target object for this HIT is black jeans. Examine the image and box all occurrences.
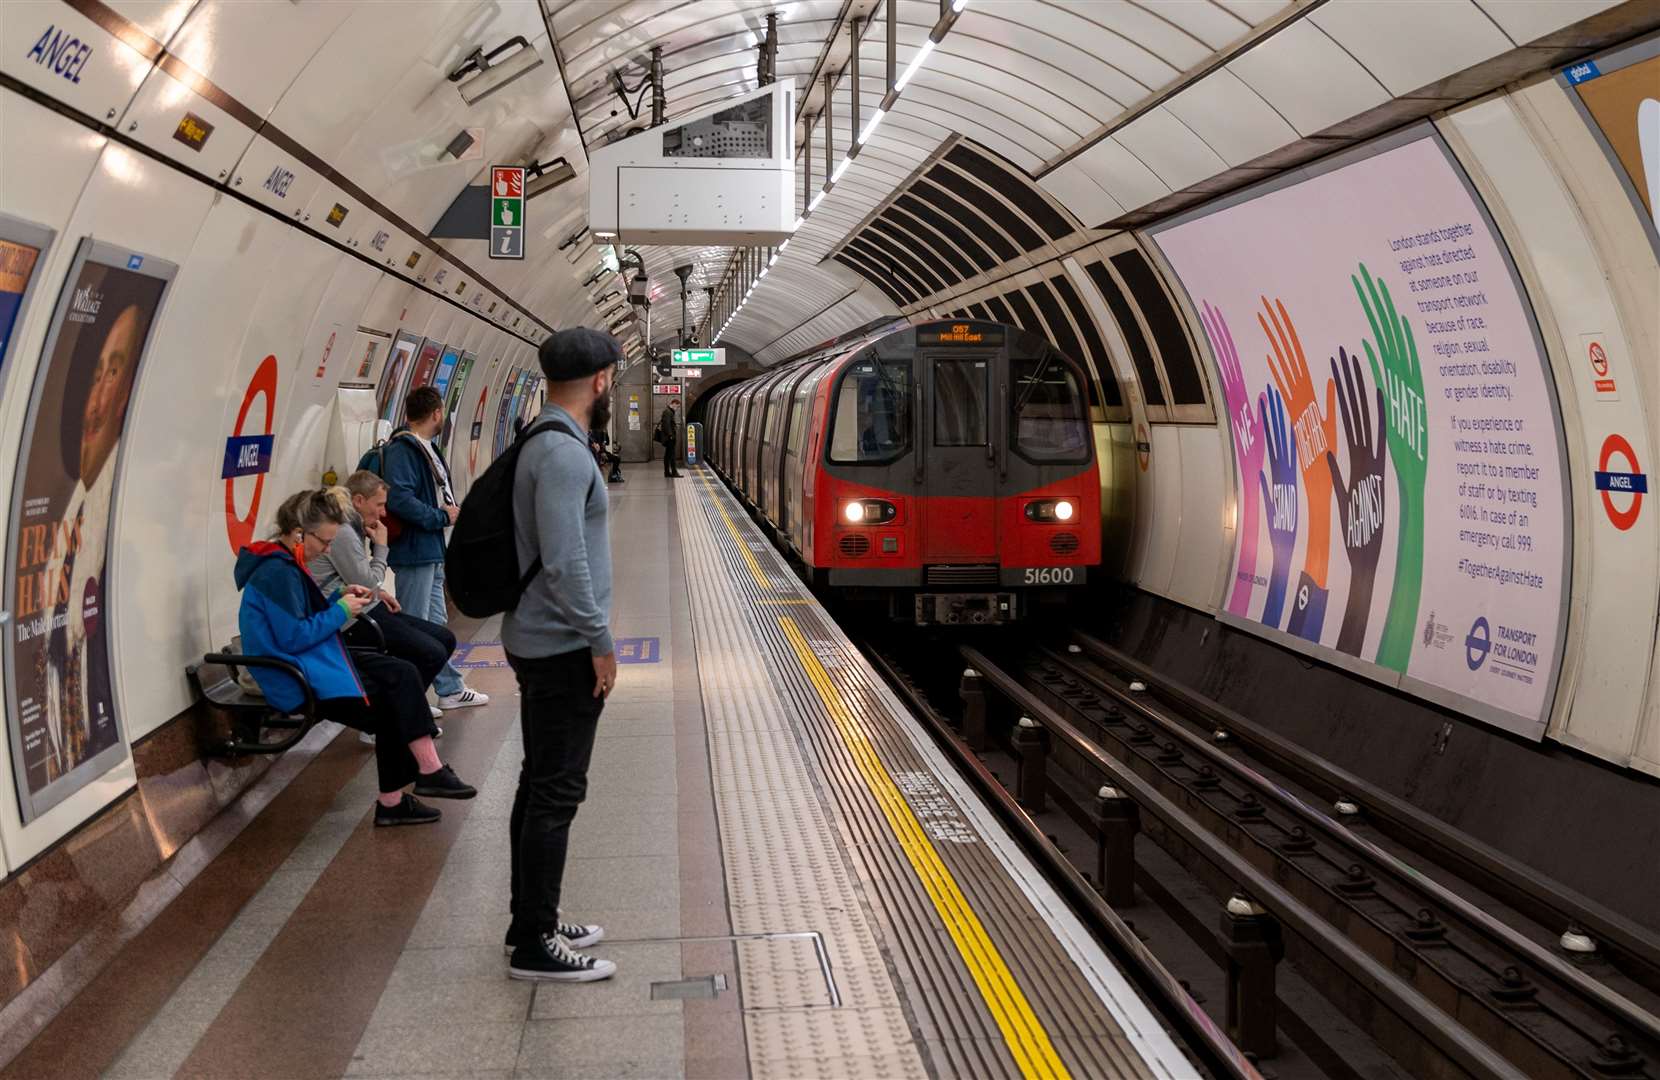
[346,609,455,690]
[506,647,604,935]
[319,650,434,794]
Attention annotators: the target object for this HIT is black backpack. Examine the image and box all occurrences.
[445,418,581,617]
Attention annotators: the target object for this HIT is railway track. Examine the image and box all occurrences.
[862,628,1660,1079]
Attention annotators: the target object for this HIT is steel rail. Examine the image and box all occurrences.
[962,646,1526,1080]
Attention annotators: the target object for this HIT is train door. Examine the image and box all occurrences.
[920,348,998,563]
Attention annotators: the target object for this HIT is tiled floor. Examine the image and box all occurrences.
[1,469,1191,1080]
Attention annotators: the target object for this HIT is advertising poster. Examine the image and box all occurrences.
[376,331,420,423]
[1150,127,1568,737]
[468,380,490,475]
[493,369,522,456]
[407,338,442,393]
[440,351,475,455]
[0,217,52,403]
[347,328,390,387]
[1562,34,1660,257]
[432,346,461,396]
[4,240,175,819]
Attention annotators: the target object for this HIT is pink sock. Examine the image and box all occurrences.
[410,737,442,774]
[377,791,402,808]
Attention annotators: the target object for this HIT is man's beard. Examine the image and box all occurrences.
[590,391,612,433]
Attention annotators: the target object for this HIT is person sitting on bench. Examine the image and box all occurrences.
[235,490,476,826]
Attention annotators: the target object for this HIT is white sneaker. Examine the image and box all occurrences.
[437,687,489,710]
[429,705,442,720]
[359,731,376,746]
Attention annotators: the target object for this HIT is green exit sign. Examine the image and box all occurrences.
[671,348,726,366]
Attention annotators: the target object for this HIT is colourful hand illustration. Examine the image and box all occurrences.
[1259,298,1338,594]
[1325,347,1388,657]
[1354,264,1427,673]
[1202,301,1263,617]
[1257,385,1299,630]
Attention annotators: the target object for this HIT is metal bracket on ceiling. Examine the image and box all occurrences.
[608,45,667,127]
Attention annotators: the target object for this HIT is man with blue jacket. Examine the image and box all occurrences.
[383,385,487,711]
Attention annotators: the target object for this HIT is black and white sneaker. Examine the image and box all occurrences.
[374,793,441,827]
[413,764,476,800]
[508,933,617,982]
[504,915,603,955]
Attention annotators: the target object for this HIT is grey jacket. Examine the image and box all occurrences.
[308,512,388,626]
[501,403,613,659]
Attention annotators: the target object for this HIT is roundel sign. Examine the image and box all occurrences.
[1135,422,1150,472]
[1594,433,1646,532]
[224,355,278,553]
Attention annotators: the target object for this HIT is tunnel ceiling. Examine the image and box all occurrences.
[523,0,1646,360]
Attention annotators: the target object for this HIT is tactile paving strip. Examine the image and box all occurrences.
[677,467,1180,1080]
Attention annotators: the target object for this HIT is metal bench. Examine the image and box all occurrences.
[188,614,386,756]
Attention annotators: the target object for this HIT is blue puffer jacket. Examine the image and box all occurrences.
[234,542,363,710]
[380,432,450,568]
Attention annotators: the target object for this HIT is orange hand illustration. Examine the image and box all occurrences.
[1259,297,1337,587]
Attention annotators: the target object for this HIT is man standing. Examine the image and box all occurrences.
[383,385,487,711]
[502,327,620,983]
[655,399,682,478]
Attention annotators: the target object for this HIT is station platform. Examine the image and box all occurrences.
[0,469,1193,1080]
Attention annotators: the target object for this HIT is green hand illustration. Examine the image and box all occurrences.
[1354,263,1427,673]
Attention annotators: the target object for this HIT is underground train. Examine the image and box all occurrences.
[704,320,1100,624]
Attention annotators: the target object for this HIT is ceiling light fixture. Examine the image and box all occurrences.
[449,36,545,106]
[716,4,965,342]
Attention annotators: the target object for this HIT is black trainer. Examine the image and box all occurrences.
[504,914,603,955]
[508,933,617,982]
[413,764,476,800]
[374,793,441,827]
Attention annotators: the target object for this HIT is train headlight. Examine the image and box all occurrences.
[841,499,896,525]
[1025,499,1076,523]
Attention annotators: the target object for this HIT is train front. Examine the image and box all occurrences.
[817,321,1101,624]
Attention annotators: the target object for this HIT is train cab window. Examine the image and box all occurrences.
[828,356,911,463]
[933,357,989,446]
[1011,350,1089,463]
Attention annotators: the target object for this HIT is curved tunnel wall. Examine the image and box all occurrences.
[0,0,1657,1011]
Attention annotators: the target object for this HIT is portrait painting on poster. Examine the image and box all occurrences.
[4,239,176,820]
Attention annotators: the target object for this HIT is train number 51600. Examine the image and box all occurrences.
[1023,567,1077,585]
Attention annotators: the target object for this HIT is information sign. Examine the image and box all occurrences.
[671,348,725,366]
[489,165,524,261]
[653,383,682,395]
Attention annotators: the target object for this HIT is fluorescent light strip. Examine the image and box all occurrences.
[726,9,960,337]
[895,38,934,91]
[858,107,886,144]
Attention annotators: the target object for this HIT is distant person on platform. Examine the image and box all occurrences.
[502,327,620,984]
[654,400,681,478]
[383,385,488,712]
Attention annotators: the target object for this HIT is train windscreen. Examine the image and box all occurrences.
[1011,350,1089,462]
[829,356,910,463]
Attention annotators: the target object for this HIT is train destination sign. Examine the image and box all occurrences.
[671,348,724,366]
[918,323,1004,346]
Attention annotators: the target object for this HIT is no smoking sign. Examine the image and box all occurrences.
[1583,333,1617,400]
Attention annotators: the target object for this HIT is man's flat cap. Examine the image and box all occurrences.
[539,327,622,380]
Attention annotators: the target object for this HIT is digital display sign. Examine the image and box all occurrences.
[918,323,1004,347]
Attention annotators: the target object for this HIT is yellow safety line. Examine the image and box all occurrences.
[694,469,771,590]
[778,615,1072,1080]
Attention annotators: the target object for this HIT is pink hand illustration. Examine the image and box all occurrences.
[1201,301,1263,617]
